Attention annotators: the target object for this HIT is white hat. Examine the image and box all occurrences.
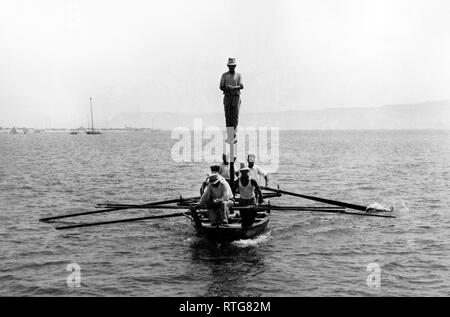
[239,162,249,172]
[227,57,237,66]
[208,173,221,184]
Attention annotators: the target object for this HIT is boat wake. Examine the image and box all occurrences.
[231,230,272,248]
[367,200,409,214]
[366,201,394,212]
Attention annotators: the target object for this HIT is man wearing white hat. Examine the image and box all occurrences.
[197,173,234,226]
[220,57,244,143]
[200,163,222,195]
[235,165,264,207]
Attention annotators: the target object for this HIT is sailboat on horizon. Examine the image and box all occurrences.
[85,97,101,135]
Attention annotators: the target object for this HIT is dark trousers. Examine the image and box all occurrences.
[239,197,257,227]
[239,197,256,207]
[224,95,241,128]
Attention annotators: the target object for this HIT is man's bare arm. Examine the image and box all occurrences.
[264,175,269,187]
[251,179,264,204]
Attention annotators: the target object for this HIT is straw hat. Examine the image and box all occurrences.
[227,57,237,66]
[210,163,221,171]
[208,173,221,184]
[239,162,249,172]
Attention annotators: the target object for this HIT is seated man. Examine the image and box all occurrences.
[200,164,222,195]
[197,173,234,226]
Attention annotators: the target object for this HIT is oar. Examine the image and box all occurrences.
[263,206,345,210]
[264,205,395,218]
[39,197,195,223]
[55,212,188,230]
[96,196,200,208]
[261,186,391,212]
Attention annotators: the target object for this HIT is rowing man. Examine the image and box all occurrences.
[247,154,269,187]
[197,173,234,226]
[234,165,264,207]
[220,57,244,143]
[234,165,264,227]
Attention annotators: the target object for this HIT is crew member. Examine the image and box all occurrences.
[197,173,234,226]
[247,154,269,187]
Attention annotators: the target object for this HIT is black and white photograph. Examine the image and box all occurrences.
[0,0,449,302]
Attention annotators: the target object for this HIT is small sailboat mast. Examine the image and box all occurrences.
[85,97,101,135]
[90,97,94,133]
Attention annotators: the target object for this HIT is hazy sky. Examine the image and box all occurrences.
[0,0,449,127]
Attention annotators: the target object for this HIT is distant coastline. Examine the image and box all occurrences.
[106,100,450,130]
[1,100,449,130]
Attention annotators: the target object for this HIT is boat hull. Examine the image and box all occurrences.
[193,211,270,242]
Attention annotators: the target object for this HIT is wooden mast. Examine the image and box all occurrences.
[226,129,236,193]
[229,138,235,193]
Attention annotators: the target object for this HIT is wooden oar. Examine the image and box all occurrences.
[264,205,395,218]
[263,206,344,210]
[55,212,188,230]
[96,196,200,208]
[261,186,391,212]
[39,197,196,223]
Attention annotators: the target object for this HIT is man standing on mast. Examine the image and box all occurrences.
[220,57,244,143]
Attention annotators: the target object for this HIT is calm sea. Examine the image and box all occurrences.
[0,130,449,296]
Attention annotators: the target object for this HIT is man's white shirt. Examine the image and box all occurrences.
[248,165,267,185]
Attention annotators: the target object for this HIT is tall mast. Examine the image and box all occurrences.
[229,139,235,193]
[226,129,236,194]
[90,97,94,132]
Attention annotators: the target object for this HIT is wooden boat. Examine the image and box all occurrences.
[176,192,278,242]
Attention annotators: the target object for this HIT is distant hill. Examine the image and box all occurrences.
[107,100,450,130]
